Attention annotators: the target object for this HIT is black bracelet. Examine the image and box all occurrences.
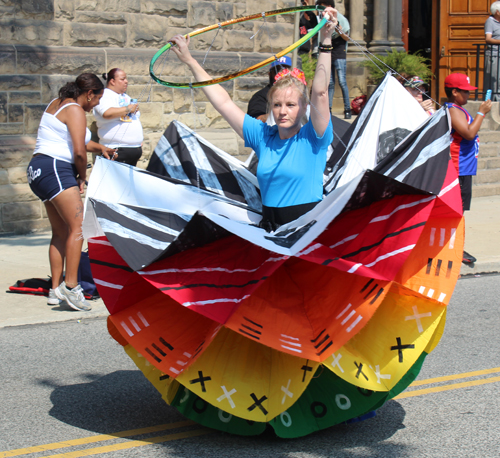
[318,42,333,53]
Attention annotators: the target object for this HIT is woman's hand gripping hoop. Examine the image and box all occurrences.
[150,6,330,89]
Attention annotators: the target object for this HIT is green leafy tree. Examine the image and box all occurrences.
[300,53,317,87]
[360,49,433,85]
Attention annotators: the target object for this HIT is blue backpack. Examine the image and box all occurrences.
[77,251,99,299]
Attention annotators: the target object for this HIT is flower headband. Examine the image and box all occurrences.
[274,67,307,86]
[403,76,427,89]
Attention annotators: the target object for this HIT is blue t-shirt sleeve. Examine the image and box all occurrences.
[307,117,334,151]
[243,114,267,158]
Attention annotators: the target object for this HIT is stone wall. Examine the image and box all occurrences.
[0,0,290,233]
[0,45,276,157]
[0,0,370,234]
[1,0,296,49]
[0,0,300,150]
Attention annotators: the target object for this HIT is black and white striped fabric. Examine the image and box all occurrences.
[374,106,451,195]
[324,75,431,194]
[90,200,189,271]
[148,120,262,212]
[83,158,250,271]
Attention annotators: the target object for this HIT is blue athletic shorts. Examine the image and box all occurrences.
[27,154,78,202]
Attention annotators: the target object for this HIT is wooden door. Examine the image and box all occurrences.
[402,0,409,50]
[434,0,490,103]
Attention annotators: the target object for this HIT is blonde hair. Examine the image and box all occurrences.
[267,75,308,109]
[267,76,309,128]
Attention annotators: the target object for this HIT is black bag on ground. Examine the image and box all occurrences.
[8,278,51,296]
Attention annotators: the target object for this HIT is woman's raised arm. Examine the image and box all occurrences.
[310,8,337,137]
[170,35,246,139]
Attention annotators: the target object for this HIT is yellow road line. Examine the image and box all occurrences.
[396,375,500,399]
[410,366,500,387]
[3,368,500,457]
[42,429,211,458]
[0,420,195,458]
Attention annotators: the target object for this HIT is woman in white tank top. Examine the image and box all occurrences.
[27,73,116,312]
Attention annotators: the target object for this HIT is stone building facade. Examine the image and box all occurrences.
[0,0,401,233]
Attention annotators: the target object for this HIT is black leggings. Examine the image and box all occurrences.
[260,201,319,232]
[115,146,143,166]
[459,175,472,212]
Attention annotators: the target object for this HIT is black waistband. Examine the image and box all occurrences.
[115,146,142,151]
[260,201,319,232]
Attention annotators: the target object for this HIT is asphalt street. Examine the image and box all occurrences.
[1,273,499,458]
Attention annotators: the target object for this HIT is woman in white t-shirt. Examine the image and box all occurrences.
[93,68,144,166]
[27,73,115,312]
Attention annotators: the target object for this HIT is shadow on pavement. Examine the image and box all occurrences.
[46,370,412,456]
[47,370,184,434]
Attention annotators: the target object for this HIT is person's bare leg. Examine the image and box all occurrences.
[44,200,68,290]
[50,186,84,289]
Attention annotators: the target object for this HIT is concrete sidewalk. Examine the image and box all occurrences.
[1,195,499,329]
[0,236,108,328]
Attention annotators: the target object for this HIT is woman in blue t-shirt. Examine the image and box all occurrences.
[170,7,337,231]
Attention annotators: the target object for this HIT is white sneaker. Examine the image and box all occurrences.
[55,282,92,312]
[47,288,61,305]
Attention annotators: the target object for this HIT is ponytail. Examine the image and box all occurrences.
[102,68,122,85]
[58,82,80,100]
[58,73,104,100]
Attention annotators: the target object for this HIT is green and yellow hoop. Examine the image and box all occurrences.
[150,5,329,88]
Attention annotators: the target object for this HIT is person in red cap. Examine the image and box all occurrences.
[444,72,492,264]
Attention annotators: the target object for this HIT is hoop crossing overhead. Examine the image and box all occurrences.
[150,6,329,88]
